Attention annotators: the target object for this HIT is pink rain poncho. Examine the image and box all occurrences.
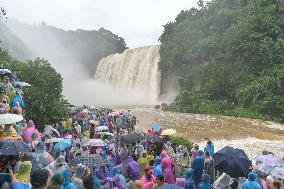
[161,150,175,184]
[23,120,41,144]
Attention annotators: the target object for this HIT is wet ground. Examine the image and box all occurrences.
[124,107,284,160]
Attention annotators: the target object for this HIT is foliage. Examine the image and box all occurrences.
[159,0,284,122]
[169,135,193,151]
[0,49,68,129]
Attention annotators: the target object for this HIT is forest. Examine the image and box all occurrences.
[159,0,284,122]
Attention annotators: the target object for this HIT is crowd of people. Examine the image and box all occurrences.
[0,68,283,189]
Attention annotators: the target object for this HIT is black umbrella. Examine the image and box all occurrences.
[146,134,163,143]
[214,146,251,178]
[70,154,108,168]
[0,140,31,155]
[121,132,144,144]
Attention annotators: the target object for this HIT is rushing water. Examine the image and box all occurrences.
[118,107,284,160]
[94,45,160,101]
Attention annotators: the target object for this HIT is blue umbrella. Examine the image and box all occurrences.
[214,146,251,178]
[152,123,161,132]
[53,138,71,152]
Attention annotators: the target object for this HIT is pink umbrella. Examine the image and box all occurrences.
[256,155,283,167]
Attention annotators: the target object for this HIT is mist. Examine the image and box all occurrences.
[4,21,160,106]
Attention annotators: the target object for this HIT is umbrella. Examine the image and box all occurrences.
[111,112,121,116]
[101,132,114,136]
[160,129,176,136]
[214,146,251,178]
[0,68,11,75]
[14,81,31,88]
[0,140,31,155]
[95,126,109,131]
[84,139,106,147]
[44,138,63,144]
[121,133,144,144]
[0,114,23,125]
[152,123,161,132]
[146,134,163,143]
[271,167,284,179]
[53,138,71,152]
[70,154,108,168]
[255,155,283,167]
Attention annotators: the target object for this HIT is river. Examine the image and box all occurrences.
[117,107,284,160]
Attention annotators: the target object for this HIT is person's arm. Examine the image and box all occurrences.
[6,165,17,184]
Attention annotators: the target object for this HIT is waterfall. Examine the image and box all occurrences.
[94,45,160,101]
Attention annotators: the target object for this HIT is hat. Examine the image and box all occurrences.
[198,150,204,156]
[15,161,32,183]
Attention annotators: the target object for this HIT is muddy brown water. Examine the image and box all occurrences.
[117,107,284,160]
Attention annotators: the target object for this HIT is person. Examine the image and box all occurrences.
[178,152,191,177]
[14,161,32,184]
[204,140,214,157]
[197,174,212,189]
[140,165,155,186]
[118,145,128,175]
[153,175,166,189]
[47,173,64,189]
[60,168,77,189]
[126,156,140,181]
[137,151,148,176]
[71,164,86,189]
[242,172,261,189]
[30,169,50,189]
[203,151,215,183]
[153,156,162,177]
[29,141,49,171]
[161,150,175,184]
[191,144,199,161]
[184,168,195,189]
[192,150,205,186]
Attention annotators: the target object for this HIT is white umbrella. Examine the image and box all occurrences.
[95,126,109,131]
[44,138,63,144]
[84,139,106,147]
[0,114,23,125]
[0,68,11,75]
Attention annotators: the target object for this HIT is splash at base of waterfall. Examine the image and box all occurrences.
[94,45,160,104]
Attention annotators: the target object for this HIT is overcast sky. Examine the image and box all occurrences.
[1,0,198,48]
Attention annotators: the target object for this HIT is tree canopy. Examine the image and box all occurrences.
[159,0,284,122]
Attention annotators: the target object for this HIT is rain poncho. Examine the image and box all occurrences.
[184,168,195,189]
[192,151,205,186]
[23,120,41,144]
[153,156,162,176]
[118,146,128,174]
[138,155,148,176]
[10,92,24,108]
[197,174,212,189]
[126,156,140,181]
[14,161,32,183]
[204,143,214,157]
[242,172,261,189]
[140,165,155,189]
[113,174,127,189]
[61,169,77,189]
[161,153,175,184]
[29,141,49,171]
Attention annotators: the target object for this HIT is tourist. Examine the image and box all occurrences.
[161,150,175,184]
[191,144,199,161]
[184,168,195,189]
[197,174,213,189]
[192,150,205,186]
[204,151,215,183]
[242,172,262,189]
[204,139,214,157]
[47,173,64,189]
[153,175,166,189]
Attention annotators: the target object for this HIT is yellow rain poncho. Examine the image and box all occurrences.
[15,161,32,183]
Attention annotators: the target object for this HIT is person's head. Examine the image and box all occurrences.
[183,152,188,157]
[47,173,64,189]
[76,164,87,179]
[7,155,19,166]
[205,151,210,158]
[207,140,212,145]
[202,174,211,184]
[194,144,199,150]
[83,175,93,189]
[198,150,204,157]
[248,172,257,182]
[155,175,165,186]
[30,169,49,189]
